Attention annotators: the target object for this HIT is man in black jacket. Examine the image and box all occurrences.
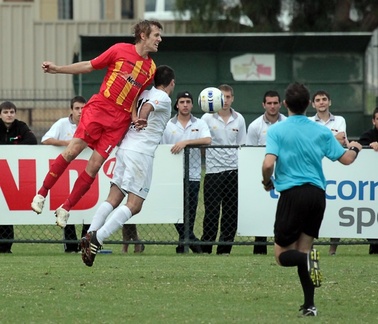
[0,101,37,253]
[358,107,378,254]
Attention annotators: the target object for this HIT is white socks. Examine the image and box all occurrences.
[88,201,114,233]
[96,205,132,245]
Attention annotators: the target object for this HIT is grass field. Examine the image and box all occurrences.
[0,244,377,323]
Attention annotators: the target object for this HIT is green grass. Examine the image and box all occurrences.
[0,244,377,323]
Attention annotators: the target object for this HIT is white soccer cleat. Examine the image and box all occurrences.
[55,206,70,228]
[31,194,45,214]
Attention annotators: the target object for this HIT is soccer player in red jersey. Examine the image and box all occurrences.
[31,20,163,228]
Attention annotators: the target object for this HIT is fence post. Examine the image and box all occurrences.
[183,147,191,253]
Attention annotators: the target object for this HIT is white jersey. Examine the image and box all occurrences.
[201,109,246,174]
[246,113,287,146]
[308,113,347,137]
[41,115,76,141]
[119,86,172,156]
[161,115,211,181]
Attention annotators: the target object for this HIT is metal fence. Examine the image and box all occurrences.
[0,145,376,254]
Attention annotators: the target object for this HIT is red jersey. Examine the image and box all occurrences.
[90,43,156,112]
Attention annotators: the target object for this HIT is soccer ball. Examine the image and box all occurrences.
[198,87,224,113]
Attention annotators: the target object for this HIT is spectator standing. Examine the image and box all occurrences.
[308,90,346,255]
[246,90,286,255]
[81,65,175,267]
[31,20,163,229]
[358,107,378,254]
[262,82,361,316]
[0,101,37,253]
[41,96,90,253]
[161,91,212,253]
[200,84,246,254]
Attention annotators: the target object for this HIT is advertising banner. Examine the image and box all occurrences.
[238,147,378,239]
[0,145,183,225]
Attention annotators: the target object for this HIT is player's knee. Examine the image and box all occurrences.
[87,157,105,175]
[127,204,142,216]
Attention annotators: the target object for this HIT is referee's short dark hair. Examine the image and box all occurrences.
[285,82,310,114]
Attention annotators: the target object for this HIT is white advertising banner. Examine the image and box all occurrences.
[0,145,183,225]
[238,146,378,239]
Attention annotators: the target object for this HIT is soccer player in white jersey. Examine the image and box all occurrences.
[200,84,247,255]
[309,89,347,255]
[161,91,211,253]
[246,90,286,254]
[81,65,175,267]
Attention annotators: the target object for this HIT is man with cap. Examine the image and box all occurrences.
[161,91,212,253]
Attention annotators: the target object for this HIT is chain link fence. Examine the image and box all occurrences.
[0,144,376,253]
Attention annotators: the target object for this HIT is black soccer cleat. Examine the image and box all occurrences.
[307,248,322,287]
[299,305,318,316]
[81,231,101,267]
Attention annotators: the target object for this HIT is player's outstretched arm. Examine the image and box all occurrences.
[41,61,94,75]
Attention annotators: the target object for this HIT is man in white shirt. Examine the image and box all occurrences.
[247,90,286,146]
[81,65,175,267]
[42,96,89,253]
[201,84,246,254]
[308,90,347,145]
[41,96,84,146]
[308,90,347,255]
[161,91,211,253]
[247,90,286,254]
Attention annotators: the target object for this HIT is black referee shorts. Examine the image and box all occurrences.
[274,184,326,247]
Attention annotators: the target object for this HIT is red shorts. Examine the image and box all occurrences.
[74,94,131,158]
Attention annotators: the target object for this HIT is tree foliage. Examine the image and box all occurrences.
[175,0,378,33]
[175,0,254,33]
[290,0,378,32]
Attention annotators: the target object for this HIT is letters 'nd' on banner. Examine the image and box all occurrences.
[238,147,378,239]
[0,145,183,225]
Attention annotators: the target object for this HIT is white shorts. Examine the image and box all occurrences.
[111,148,153,200]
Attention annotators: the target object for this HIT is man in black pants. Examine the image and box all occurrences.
[358,106,378,254]
[200,84,246,254]
[0,101,37,253]
[262,82,362,316]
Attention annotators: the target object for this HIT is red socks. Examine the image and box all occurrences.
[37,154,95,212]
[62,171,95,211]
[38,154,69,197]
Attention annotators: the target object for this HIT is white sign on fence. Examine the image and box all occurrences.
[238,147,378,239]
[0,145,183,225]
